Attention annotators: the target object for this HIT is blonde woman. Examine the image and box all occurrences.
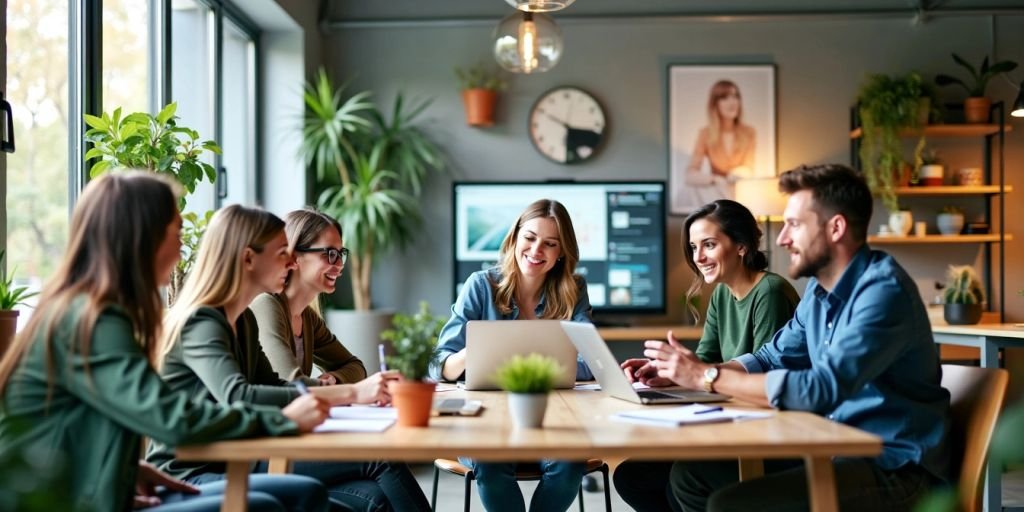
[683,80,757,205]
[429,199,593,512]
[0,173,329,511]
[250,208,366,385]
[146,205,431,512]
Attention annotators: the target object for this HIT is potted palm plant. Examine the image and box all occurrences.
[942,265,985,325]
[83,103,221,303]
[301,69,445,371]
[381,302,445,427]
[935,53,1018,123]
[455,62,508,127]
[0,250,38,357]
[493,353,564,429]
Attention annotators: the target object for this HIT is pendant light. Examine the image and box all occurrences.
[493,11,563,74]
[504,0,574,12]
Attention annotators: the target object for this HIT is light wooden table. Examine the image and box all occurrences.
[932,322,1024,512]
[177,389,880,512]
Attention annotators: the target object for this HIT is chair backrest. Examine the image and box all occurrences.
[941,364,1009,512]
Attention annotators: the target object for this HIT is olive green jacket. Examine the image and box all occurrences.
[147,306,302,479]
[0,303,296,512]
[250,293,367,385]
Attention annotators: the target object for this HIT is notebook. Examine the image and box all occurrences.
[559,321,730,405]
[612,404,771,427]
[464,320,579,391]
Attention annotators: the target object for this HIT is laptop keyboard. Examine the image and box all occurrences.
[637,389,683,399]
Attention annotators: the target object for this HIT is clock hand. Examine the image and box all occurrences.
[545,112,569,127]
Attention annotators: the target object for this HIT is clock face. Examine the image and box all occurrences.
[528,86,606,164]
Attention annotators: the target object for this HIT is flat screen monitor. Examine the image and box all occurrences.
[452,181,666,315]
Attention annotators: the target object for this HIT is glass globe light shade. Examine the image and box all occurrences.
[493,11,563,74]
[504,0,575,12]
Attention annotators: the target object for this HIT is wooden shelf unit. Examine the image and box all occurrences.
[891,185,1011,196]
[849,124,1011,139]
[868,234,1012,244]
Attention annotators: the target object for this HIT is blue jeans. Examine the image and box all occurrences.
[151,474,327,512]
[458,458,585,512]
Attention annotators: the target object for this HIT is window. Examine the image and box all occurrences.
[171,0,216,214]
[219,17,257,206]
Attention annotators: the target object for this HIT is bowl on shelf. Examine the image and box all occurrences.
[956,167,983,186]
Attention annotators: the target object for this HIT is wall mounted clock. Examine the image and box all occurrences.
[528,86,606,164]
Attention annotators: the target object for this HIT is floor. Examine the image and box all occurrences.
[413,463,1024,511]
[411,462,629,511]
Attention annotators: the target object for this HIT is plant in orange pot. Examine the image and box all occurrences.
[382,301,445,427]
[936,53,1018,123]
[0,250,38,357]
[455,63,507,127]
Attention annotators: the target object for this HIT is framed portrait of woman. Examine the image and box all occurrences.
[667,64,776,215]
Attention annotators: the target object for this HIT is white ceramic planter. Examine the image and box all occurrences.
[508,392,548,429]
[936,213,965,236]
[888,211,913,237]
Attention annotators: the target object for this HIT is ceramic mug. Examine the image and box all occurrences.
[957,168,983,186]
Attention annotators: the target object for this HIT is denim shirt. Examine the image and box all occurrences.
[735,247,950,480]
[429,267,594,382]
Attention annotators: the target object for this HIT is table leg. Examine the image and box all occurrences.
[738,459,764,481]
[980,336,1002,512]
[267,457,293,474]
[803,456,838,512]
[221,461,250,512]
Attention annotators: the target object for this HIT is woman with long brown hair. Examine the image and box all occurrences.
[0,173,329,511]
[429,199,593,512]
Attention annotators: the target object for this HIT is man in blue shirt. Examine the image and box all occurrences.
[640,164,949,511]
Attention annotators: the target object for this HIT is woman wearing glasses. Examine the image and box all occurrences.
[147,205,431,512]
[251,208,366,385]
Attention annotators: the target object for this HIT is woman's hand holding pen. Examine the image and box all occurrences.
[354,371,401,405]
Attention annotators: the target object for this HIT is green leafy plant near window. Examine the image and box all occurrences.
[857,72,932,212]
[302,69,445,311]
[381,301,445,381]
[493,354,564,394]
[83,102,222,302]
[0,250,37,310]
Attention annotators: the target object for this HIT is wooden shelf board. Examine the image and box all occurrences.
[850,124,1011,139]
[868,234,1012,244]
[893,185,1012,196]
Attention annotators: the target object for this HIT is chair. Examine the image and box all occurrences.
[430,458,611,512]
[941,364,1009,512]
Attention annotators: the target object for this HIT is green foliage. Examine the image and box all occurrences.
[167,211,215,304]
[921,147,941,165]
[84,102,221,209]
[935,53,1018,97]
[857,72,930,211]
[937,205,963,215]
[382,301,445,381]
[0,250,38,310]
[493,354,564,394]
[301,68,446,310]
[454,63,508,91]
[942,265,985,305]
[0,418,72,510]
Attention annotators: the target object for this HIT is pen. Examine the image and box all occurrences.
[293,380,310,395]
[378,344,388,373]
[693,406,723,415]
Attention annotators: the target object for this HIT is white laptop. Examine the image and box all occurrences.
[464,320,579,391]
[560,321,730,404]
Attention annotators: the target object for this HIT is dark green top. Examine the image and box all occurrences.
[147,306,301,479]
[0,302,296,512]
[695,272,800,363]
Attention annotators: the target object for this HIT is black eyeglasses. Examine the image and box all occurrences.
[295,246,349,265]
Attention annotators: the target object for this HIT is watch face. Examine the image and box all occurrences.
[528,86,606,164]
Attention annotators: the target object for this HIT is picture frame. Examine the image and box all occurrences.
[667,64,777,215]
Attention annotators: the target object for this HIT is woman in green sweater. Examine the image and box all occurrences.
[148,204,430,512]
[0,173,329,511]
[613,198,800,511]
[250,208,366,386]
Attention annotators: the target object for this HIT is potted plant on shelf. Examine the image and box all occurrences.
[455,62,507,127]
[301,69,445,371]
[856,72,931,214]
[84,103,221,303]
[942,265,985,325]
[935,53,1018,124]
[381,301,445,427]
[0,250,38,357]
[493,353,564,429]
[919,148,944,187]
[936,206,965,236]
